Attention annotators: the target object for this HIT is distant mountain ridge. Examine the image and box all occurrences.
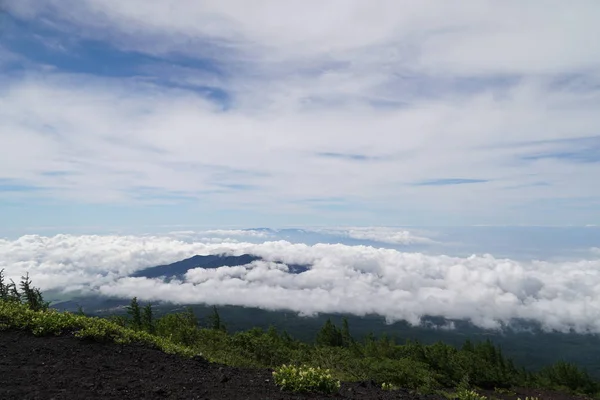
[130,254,309,280]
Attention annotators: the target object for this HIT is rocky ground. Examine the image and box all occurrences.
[0,330,587,400]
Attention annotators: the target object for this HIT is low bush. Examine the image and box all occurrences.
[272,364,340,394]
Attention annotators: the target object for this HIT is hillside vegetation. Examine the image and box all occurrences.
[1,270,599,398]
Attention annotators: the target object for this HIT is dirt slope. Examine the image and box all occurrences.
[0,330,584,400]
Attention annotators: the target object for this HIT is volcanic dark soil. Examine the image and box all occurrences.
[0,330,585,400]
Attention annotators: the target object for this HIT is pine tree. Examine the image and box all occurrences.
[18,273,49,311]
[126,297,142,330]
[7,280,20,302]
[209,306,225,331]
[142,304,155,334]
[316,319,344,347]
[0,269,8,300]
[266,325,275,336]
[461,339,475,353]
[341,317,354,348]
[184,306,199,328]
[281,330,293,344]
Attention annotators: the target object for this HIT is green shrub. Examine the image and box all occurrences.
[273,364,340,394]
[537,360,598,394]
[155,308,201,347]
[357,356,440,392]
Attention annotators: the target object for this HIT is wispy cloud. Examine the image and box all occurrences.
[0,179,40,192]
[519,136,600,164]
[413,178,489,186]
[316,152,383,162]
[1,1,600,227]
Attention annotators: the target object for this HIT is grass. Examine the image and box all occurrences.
[0,299,198,358]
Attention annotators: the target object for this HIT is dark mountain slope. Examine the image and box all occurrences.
[130,254,261,279]
[130,254,309,279]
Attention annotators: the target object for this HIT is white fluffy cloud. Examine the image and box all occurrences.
[2,234,600,333]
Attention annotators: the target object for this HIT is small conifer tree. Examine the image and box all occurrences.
[316,319,344,347]
[126,297,142,330]
[0,269,8,300]
[209,305,226,331]
[142,303,155,334]
[341,317,354,347]
[18,273,49,311]
[7,279,20,302]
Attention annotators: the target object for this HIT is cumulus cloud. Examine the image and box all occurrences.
[0,234,214,291]
[313,227,435,245]
[2,234,600,333]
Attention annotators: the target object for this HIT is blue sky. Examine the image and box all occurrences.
[1,1,600,236]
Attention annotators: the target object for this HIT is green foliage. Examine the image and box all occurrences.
[307,346,362,380]
[208,305,226,331]
[0,269,8,300]
[19,273,49,312]
[315,318,344,347]
[105,314,127,327]
[228,327,301,367]
[0,300,197,358]
[155,307,201,347]
[356,356,439,391]
[273,364,340,394]
[0,271,48,310]
[142,304,155,334]
[126,297,142,330]
[536,360,598,394]
[0,270,19,303]
[341,317,354,347]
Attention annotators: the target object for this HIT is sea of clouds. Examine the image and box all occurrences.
[1,229,600,334]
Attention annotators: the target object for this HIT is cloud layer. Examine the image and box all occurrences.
[311,227,434,245]
[2,233,600,333]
